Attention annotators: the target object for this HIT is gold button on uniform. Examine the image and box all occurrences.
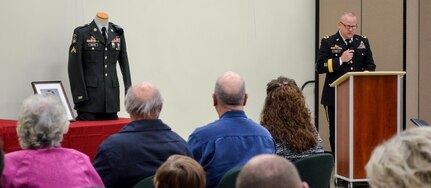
[105,73,108,77]
[105,48,108,51]
[105,65,107,68]
[350,67,353,70]
[92,47,94,50]
[105,56,107,59]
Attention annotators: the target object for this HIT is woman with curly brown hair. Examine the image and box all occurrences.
[260,76,324,161]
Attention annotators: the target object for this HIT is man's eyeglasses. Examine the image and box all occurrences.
[340,22,358,30]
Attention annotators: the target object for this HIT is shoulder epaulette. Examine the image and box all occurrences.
[323,35,329,39]
[75,24,89,30]
[361,35,367,39]
[111,23,124,35]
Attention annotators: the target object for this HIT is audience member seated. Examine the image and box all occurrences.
[366,127,431,188]
[0,140,4,182]
[188,71,276,188]
[1,94,104,188]
[260,76,324,161]
[236,154,309,188]
[93,82,193,188]
[154,154,206,188]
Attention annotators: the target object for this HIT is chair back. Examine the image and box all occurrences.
[410,118,430,127]
[133,175,155,188]
[217,166,242,188]
[293,153,334,188]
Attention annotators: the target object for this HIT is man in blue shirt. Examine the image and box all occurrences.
[188,71,276,188]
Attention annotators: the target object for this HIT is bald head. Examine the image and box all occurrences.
[236,154,305,188]
[125,82,163,120]
[214,71,246,106]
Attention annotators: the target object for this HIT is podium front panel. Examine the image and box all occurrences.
[335,73,402,181]
[352,75,398,178]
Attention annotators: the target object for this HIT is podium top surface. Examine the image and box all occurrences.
[330,71,406,87]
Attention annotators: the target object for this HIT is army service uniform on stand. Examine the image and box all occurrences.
[68,21,131,120]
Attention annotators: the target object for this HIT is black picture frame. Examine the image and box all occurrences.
[31,81,75,121]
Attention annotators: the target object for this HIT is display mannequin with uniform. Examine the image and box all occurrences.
[68,12,131,120]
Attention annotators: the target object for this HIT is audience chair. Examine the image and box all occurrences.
[293,153,334,188]
[410,118,429,127]
[217,166,242,188]
[133,175,155,188]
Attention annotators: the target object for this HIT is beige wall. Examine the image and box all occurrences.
[419,0,431,123]
[0,1,316,139]
[406,0,419,129]
[318,0,404,151]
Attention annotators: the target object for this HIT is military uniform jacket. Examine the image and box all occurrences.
[68,21,131,113]
[316,32,376,106]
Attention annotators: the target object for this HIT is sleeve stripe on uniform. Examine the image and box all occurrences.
[328,59,333,73]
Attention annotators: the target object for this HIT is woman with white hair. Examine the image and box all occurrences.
[366,126,431,188]
[1,94,104,188]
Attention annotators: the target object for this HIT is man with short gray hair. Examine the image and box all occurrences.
[93,82,192,188]
[188,71,276,188]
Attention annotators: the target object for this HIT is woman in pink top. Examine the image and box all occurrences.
[1,94,104,188]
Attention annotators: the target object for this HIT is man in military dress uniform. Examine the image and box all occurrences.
[68,13,131,120]
[316,12,376,155]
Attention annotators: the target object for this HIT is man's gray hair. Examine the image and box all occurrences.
[17,94,69,149]
[125,86,163,119]
[214,79,245,106]
[340,12,356,20]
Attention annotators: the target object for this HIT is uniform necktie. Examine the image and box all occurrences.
[101,27,107,43]
[346,39,352,49]
[346,39,353,66]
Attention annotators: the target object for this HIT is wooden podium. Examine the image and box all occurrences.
[330,71,405,185]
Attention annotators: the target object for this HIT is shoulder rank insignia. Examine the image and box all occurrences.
[71,46,77,54]
[323,35,329,39]
[361,35,367,39]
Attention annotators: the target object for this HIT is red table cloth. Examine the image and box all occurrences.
[0,118,130,160]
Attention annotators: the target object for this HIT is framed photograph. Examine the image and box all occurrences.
[31,81,75,121]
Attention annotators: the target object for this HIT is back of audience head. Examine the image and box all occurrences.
[236,154,309,188]
[125,82,163,120]
[155,154,206,188]
[17,94,69,150]
[260,76,317,152]
[213,71,247,108]
[366,127,431,188]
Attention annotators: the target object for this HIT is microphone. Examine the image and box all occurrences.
[346,39,354,64]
